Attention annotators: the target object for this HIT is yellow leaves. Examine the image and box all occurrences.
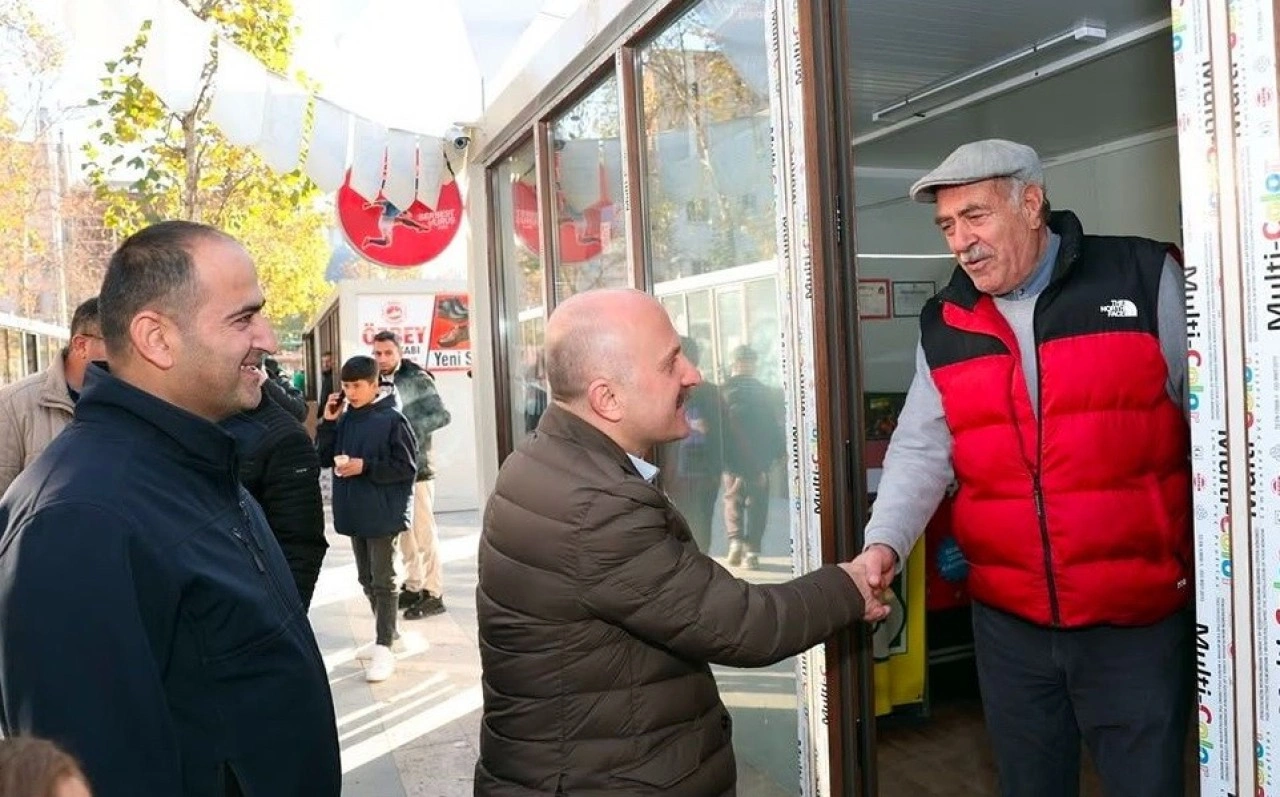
[85,0,330,335]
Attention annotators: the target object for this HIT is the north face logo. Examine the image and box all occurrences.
[1100,299,1138,318]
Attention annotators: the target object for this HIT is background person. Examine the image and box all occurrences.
[0,737,93,797]
[371,331,451,619]
[316,355,418,682]
[0,298,105,496]
[720,344,785,569]
[223,367,328,608]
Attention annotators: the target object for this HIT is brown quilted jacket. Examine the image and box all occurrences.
[475,404,865,795]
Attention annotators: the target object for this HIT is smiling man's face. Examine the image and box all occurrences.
[933,178,1046,296]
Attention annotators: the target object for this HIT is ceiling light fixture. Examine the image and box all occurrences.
[871,19,1108,123]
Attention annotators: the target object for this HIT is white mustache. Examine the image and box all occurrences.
[959,245,994,265]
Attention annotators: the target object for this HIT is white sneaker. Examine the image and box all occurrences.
[366,645,396,682]
[355,635,401,660]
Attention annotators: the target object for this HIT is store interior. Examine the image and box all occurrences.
[842,0,1194,793]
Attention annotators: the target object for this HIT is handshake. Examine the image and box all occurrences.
[838,544,898,623]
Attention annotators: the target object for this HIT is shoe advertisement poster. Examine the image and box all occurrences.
[357,293,472,372]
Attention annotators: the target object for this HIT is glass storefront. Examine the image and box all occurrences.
[484,1,808,792]
[475,0,1279,793]
[639,1,795,792]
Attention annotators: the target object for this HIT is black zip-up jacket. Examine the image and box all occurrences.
[389,360,450,481]
[0,365,340,797]
[223,391,328,608]
[316,396,417,537]
[263,376,307,423]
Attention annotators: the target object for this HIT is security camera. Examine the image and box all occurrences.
[446,125,472,150]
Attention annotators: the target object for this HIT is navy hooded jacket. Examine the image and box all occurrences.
[316,394,417,538]
[0,365,340,797]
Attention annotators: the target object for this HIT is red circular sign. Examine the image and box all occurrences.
[511,179,613,265]
[337,170,463,268]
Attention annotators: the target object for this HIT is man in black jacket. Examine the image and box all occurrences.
[372,331,451,619]
[223,372,327,608]
[261,356,307,422]
[0,221,340,797]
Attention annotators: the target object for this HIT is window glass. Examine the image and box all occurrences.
[551,75,628,301]
[643,2,797,793]
[493,142,549,443]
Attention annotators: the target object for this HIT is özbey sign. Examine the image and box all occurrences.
[337,170,463,268]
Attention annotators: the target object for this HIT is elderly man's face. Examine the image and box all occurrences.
[173,237,278,421]
[933,179,1045,296]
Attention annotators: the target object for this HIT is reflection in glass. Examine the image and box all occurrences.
[494,142,549,445]
[642,1,797,793]
[641,4,776,285]
[551,75,628,301]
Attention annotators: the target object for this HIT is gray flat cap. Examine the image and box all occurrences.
[909,139,1044,203]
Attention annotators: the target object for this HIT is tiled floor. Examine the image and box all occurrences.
[309,509,483,797]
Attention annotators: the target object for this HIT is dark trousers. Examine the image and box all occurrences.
[351,534,399,646]
[669,474,720,552]
[971,602,1193,797]
[722,471,769,549]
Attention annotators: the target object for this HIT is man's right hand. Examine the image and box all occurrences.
[838,559,891,623]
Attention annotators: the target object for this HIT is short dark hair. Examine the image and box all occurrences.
[69,297,100,337]
[99,220,231,357]
[340,355,379,383]
[372,330,400,349]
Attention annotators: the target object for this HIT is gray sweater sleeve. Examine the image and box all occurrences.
[1158,254,1188,415]
[862,343,954,567]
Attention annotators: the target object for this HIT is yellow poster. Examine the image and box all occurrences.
[873,543,926,716]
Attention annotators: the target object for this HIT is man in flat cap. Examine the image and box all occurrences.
[852,139,1191,796]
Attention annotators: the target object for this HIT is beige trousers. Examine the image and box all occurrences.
[399,479,442,596]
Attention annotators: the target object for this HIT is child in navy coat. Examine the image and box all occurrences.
[316,355,418,682]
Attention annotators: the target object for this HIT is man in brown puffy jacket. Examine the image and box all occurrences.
[476,288,888,796]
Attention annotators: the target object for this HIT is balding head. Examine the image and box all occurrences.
[544,289,701,454]
[545,289,650,404]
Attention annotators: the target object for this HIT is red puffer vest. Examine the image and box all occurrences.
[920,211,1191,628]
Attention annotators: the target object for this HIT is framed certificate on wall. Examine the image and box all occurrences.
[858,279,891,320]
[891,280,936,318]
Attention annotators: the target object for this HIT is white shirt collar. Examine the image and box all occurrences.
[627,454,660,483]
